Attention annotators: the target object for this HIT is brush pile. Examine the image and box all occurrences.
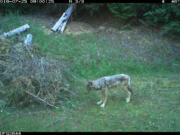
[0,38,74,108]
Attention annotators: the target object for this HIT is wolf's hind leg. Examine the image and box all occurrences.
[124,85,132,103]
[126,91,131,103]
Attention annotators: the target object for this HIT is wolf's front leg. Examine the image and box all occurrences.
[97,90,104,105]
[100,87,108,108]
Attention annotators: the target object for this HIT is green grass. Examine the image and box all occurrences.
[0,74,179,131]
[0,12,180,132]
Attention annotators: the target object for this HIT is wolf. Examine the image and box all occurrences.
[86,74,133,108]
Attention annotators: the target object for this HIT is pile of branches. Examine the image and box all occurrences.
[0,39,75,108]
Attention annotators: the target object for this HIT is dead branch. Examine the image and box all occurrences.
[24,90,58,108]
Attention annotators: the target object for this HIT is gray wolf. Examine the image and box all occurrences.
[86,74,133,108]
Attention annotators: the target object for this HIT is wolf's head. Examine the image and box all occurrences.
[86,81,94,93]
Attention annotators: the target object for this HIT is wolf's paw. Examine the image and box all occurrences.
[100,104,105,108]
[97,100,102,105]
[126,98,130,103]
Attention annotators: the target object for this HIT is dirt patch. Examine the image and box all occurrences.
[64,21,96,35]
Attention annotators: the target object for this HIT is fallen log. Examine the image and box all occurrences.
[51,12,66,32]
[0,24,30,39]
[58,5,74,33]
[24,33,32,46]
[51,4,75,32]
[59,19,68,33]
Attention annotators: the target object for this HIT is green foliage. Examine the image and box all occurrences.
[0,3,42,14]
[143,4,180,40]
[79,4,104,16]
[107,4,180,40]
[107,3,138,20]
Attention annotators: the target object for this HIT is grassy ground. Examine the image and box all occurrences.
[1,74,180,131]
[0,13,180,132]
